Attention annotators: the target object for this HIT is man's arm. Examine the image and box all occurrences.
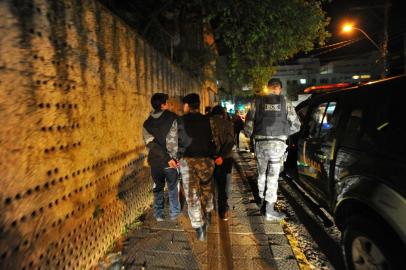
[286,101,301,135]
[143,127,154,148]
[166,119,178,160]
[176,117,191,160]
[244,102,256,137]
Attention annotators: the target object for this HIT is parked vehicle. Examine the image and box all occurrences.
[286,75,406,270]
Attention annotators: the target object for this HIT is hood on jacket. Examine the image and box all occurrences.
[150,110,164,119]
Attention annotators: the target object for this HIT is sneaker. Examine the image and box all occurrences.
[195,225,207,241]
[220,210,230,221]
[169,213,181,221]
[155,216,164,222]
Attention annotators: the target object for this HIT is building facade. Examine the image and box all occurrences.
[274,51,382,98]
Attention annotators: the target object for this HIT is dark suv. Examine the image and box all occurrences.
[286,75,406,269]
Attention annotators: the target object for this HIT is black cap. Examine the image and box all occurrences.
[182,93,200,104]
[268,78,282,88]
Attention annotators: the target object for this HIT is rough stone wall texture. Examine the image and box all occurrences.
[0,0,200,269]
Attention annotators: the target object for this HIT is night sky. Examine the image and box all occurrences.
[316,0,405,74]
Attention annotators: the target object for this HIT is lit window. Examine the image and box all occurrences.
[300,79,307,84]
[360,74,371,79]
[352,75,360,79]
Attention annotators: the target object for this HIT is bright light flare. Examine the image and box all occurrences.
[342,24,353,32]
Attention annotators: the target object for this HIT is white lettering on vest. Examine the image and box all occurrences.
[264,103,281,111]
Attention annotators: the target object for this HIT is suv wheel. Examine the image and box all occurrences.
[342,216,403,270]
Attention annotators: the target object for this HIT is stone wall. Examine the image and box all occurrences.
[0,0,200,269]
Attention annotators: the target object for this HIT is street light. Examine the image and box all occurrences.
[342,24,380,50]
[342,23,388,77]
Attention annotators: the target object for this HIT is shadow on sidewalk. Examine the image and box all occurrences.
[233,152,279,269]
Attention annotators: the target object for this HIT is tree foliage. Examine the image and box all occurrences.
[100,0,330,93]
[208,0,330,92]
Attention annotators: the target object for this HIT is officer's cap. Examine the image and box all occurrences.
[268,78,282,88]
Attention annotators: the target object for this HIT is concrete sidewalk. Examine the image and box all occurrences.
[120,150,300,269]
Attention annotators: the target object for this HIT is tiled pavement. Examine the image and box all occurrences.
[121,151,300,270]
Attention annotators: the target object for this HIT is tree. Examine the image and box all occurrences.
[209,0,330,93]
[100,0,330,94]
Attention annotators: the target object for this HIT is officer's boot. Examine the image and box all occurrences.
[195,225,207,241]
[265,202,286,222]
[256,197,263,207]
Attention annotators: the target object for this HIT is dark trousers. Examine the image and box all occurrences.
[214,158,233,214]
[151,166,181,219]
[234,131,241,148]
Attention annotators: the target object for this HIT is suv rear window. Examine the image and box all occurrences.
[343,86,405,160]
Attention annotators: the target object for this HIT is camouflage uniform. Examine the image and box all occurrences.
[245,98,301,204]
[179,157,214,228]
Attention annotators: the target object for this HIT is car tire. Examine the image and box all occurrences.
[342,215,404,270]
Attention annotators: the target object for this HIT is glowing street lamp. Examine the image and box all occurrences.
[342,23,387,78]
[342,23,380,50]
[342,24,353,33]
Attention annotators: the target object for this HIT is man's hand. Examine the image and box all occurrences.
[215,156,223,166]
[168,159,178,168]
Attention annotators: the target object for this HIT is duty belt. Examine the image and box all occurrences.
[255,138,286,143]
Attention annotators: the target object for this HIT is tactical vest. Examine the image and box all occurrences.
[143,110,177,167]
[254,95,290,137]
[182,113,216,157]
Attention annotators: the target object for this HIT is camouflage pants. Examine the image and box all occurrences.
[179,157,214,228]
[255,140,287,204]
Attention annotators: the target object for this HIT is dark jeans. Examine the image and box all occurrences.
[234,131,241,148]
[214,158,233,214]
[151,166,180,219]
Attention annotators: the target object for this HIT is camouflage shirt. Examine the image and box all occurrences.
[244,95,301,139]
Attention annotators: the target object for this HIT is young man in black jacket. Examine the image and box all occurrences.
[143,93,181,221]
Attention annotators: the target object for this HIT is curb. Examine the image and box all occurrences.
[281,220,313,270]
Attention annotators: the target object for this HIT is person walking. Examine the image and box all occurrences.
[177,93,216,241]
[210,105,235,220]
[143,93,181,222]
[244,78,301,221]
[232,111,244,150]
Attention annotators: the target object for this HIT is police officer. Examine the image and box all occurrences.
[244,78,301,221]
[143,93,181,222]
[177,93,216,241]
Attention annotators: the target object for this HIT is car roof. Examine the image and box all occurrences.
[296,74,406,108]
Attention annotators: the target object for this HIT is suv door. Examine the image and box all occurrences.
[297,97,341,205]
